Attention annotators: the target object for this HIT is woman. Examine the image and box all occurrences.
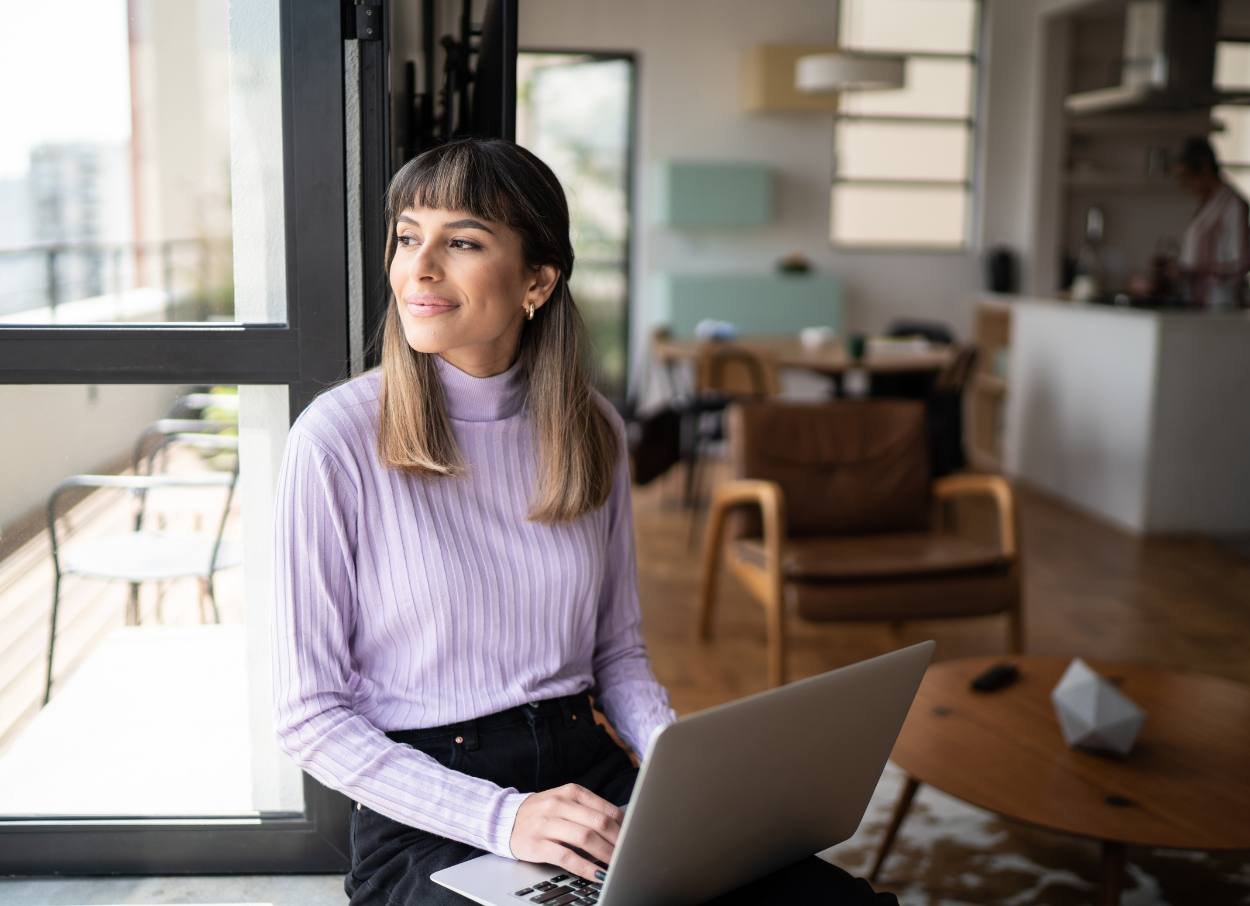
[272,137,675,905]
[271,138,892,905]
[1174,136,1250,309]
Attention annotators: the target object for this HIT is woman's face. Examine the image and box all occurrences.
[389,204,559,377]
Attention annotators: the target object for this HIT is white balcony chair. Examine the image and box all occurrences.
[42,433,240,706]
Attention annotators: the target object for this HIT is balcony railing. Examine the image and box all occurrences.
[0,237,233,323]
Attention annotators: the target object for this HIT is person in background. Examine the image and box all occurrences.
[1173,136,1250,309]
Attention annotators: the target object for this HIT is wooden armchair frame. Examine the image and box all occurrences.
[698,473,1024,687]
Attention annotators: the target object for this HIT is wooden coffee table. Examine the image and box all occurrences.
[870,656,1250,905]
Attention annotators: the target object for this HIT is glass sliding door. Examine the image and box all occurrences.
[0,0,357,874]
[516,52,636,404]
[0,383,300,822]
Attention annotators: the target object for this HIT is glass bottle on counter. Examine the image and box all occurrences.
[1071,205,1105,302]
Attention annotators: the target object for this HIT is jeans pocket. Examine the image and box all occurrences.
[445,738,465,772]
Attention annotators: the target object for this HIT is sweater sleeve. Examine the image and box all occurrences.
[589,409,678,759]
[271,420,529,857]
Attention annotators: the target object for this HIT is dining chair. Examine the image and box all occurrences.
[685,343,780,546]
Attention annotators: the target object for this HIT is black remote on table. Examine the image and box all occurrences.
[970,662,1019,692]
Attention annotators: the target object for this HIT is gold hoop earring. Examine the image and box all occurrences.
[526,303,535,321]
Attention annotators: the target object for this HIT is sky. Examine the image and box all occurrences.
[0,0,131,179]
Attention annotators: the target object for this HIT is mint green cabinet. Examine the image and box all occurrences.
[651,272,842,337]
[653,161,773,227]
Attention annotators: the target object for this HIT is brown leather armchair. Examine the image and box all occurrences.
[697,399,1023,687]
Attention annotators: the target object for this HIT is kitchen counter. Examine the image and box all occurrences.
[996,293,1250,321]
[995,294,1250,535]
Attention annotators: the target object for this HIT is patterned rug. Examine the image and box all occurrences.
[820,762,1250,905]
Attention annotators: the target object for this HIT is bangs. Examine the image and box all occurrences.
[385,141,523,228]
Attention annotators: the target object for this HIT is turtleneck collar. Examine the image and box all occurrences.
[433,353,528,422]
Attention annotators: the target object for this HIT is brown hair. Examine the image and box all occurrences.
[1178,135,1219,176]
[376,138,618,523]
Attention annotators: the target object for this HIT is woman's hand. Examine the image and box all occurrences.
[510,783,623,881]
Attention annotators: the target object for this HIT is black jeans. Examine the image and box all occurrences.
[344,692,896,905]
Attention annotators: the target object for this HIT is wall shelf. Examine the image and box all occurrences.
[1063,174,1182,191]
[1064,114,1225,136]
[741,44,841,113]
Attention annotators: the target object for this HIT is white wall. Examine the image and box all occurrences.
[0,385,184,531]
[384,0,1108,393]
[1148,317,1250,533]
[978,0,1137,297]
[979,0,1049,290]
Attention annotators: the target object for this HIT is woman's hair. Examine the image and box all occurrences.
[1178,136,1219,176]
[376,137,618,523]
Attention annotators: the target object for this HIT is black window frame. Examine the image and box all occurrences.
[0,0,355,874]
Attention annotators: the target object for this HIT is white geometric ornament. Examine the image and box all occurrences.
[1050,658,1147,757]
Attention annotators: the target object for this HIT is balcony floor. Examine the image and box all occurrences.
[0,625,253,815]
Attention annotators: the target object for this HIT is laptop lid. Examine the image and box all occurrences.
[598,640,934,906]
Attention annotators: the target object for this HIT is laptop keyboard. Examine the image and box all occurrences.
[512,873,601,904]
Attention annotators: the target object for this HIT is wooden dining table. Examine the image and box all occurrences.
[650,335,954,378]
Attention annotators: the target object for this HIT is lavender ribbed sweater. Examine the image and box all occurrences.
[271,354,676,859]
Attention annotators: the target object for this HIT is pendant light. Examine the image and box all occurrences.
[795,51,906,93]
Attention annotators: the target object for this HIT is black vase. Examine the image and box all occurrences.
[986,246,1018,294]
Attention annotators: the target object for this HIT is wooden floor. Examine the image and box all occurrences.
[635,461,1250,717]
[4,452,1248,749]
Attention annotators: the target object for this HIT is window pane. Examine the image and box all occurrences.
[837,123,971,181]
[839,0,978,54]
[0,384,301,817]
[1213,107,1250,165]
[1215,42,1250,91]
[0,0,286,326]
[517,54,633,400]
[839,58,975,118]
[831,184,968,247]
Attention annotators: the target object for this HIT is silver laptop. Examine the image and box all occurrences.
[432,640,934,906]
